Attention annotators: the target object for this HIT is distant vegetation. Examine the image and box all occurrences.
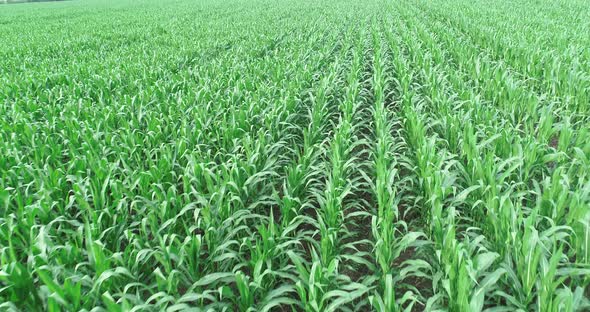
[1,0,65,4]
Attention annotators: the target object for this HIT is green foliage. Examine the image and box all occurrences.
[0,0,589,311]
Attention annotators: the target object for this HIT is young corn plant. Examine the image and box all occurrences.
[1,0,589,311]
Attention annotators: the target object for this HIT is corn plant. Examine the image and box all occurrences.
[0,0,589,311]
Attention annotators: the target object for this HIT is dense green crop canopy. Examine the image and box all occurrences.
[1,0,589,311]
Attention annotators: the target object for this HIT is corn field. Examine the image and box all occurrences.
[1,0,589,311]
